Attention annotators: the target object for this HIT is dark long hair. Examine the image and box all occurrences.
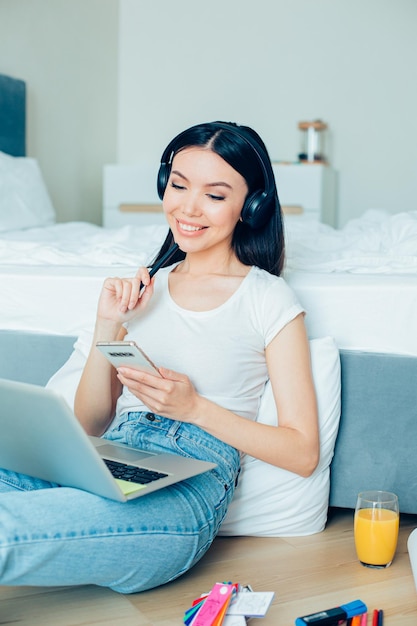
[151,121,285,276]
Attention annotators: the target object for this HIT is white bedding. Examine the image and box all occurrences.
[285,209,417,274]
[1,211,416,354]
[0,222,166,267]
[0,223,168,335]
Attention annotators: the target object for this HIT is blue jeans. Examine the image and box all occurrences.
[0,412,240,593]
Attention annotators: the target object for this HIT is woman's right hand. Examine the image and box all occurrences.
[97,267,154,324]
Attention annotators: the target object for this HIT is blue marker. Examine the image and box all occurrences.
[295,600,367,626]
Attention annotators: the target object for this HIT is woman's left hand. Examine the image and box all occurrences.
[116,366,199,422]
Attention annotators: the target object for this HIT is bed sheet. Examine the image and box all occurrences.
[2,265,415,356]
[0,266,125,335]
[285,270,417,356]
[0,212,416,354]
[285,209,417,274]
[0,222,166,266]
[0,222,168,335]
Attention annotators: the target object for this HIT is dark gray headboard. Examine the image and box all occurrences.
[0,73,26,156]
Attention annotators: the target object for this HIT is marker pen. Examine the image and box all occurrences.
[148,243,179,279]
[140,243,179,291]
[295,600,367,626]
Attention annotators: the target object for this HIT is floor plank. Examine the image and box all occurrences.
[1,509,416,625]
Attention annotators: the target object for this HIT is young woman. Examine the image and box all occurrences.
[0,121,318,593]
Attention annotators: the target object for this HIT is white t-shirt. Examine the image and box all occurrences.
[115,264,303,422]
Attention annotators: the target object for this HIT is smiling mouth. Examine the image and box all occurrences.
[176,220,207,232]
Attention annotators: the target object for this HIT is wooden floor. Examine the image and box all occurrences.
[1,508,417,625]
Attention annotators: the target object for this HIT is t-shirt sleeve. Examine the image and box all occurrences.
[260,277,305,347]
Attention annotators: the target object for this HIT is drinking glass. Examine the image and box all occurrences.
[354,490,399,568]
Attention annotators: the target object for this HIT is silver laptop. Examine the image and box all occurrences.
[0,378,216,502]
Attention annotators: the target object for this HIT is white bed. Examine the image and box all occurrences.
[0,222,167,335]
[284,210,417,356]
[1,212,416,358]
[2,70,416,350]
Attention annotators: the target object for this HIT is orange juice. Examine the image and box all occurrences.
[354,507,399,566]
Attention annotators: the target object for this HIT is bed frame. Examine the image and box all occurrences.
[1,73,417,520]
[0,329,416,516]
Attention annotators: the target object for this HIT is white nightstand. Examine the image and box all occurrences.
[272,163,337,226]
[103,164,165,228]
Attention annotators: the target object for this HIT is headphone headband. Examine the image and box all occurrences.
[157,122,276,229]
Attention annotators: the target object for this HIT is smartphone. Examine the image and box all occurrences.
[96,341,161,376]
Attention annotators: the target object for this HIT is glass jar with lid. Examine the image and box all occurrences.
[298,120,327,162]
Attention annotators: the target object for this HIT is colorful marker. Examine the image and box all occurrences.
[295,599,368,626]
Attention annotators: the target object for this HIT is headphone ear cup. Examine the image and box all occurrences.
[240,191,270,229]
[157,163,170,200]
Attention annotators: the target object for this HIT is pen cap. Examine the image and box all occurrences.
[340,600,367,618]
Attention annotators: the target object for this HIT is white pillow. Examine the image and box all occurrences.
[46,329,92,408]
[219,336,341,537]
[0,151,56,232]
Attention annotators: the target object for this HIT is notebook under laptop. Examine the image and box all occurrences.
[0,378,216,502]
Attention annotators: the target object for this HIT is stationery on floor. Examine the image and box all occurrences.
[184,582,274,625]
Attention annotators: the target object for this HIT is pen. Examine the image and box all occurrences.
[377,610,383,626]
[351,616,361,626]
[140,243,179,290]
[148,243,179,279]
[360,612,368,626]
[372,609,384,626]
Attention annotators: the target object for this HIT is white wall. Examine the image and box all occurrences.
[1,1,416,227]
[0,0,119,223]
[118,0,417,226]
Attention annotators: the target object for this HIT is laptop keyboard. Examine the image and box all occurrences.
[104,459,168,485]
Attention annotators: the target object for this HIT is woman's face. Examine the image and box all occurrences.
[163,147,248,254]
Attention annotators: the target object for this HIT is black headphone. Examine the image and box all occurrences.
[157,122,276,229]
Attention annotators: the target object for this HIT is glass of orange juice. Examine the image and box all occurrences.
[354,490,399,568]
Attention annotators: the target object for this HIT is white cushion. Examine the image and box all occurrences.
[0,151,55,232]
[46,329,92,408]
[219,336,341,537]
